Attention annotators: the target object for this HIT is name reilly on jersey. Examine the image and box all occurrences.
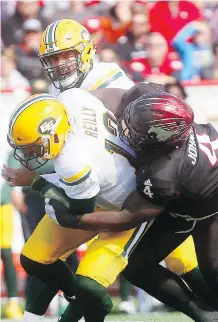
[81,107,98,139]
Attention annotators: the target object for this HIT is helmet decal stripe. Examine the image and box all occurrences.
[52,20,60,47]
[46,20,60,51]
[45,23,53,46]
[9,95,63,137]
[47,21,57,50]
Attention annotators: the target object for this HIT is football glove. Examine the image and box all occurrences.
[45,198,80,228]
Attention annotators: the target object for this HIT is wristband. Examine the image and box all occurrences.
[30,174,40,187]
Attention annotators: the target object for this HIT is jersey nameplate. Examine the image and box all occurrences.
[188,129,197,165]
[81,107,98,138]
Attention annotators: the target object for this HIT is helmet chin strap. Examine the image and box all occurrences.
[59,69,79,89]
[41,136,50,159]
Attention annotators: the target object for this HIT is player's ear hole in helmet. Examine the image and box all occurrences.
[117,92,194,152]
[7,94,72,170]
[38,19,96,91]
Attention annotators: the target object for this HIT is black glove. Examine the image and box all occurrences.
[32,176,71,209]
[46,198,81,229]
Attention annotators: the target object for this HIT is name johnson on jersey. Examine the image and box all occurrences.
[188,129,198,165]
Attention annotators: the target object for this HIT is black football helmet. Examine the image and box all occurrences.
[118,92,194,151]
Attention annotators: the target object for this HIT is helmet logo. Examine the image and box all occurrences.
[38,117,57,135]
[81,29,91,41]
[148,125,175,142]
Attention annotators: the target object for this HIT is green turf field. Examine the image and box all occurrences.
[1,313,193,322]
[1,296,193,322]
[108,312,193,321]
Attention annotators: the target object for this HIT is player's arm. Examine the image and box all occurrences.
[49,166,176,232]
[27,161,98,225]
[48,161,98,222]
[45,189,164,232]
[75,190,165,232]
[42,138,100,224]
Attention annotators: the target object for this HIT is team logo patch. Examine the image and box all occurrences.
[38,117,57,135]
[148,125,175,141]
[143,179,153,199]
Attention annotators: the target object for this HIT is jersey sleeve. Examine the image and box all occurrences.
[136,164,177,206]
[54,134,100,200]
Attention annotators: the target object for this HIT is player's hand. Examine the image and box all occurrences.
[45,198,80,228]
[1,164,37,187]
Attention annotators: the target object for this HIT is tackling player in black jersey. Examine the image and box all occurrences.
[60,86,218,321]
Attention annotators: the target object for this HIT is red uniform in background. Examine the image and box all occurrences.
[129,55,183,79]
[149,0,202,43]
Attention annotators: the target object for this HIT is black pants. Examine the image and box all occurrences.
[123,212,218,296]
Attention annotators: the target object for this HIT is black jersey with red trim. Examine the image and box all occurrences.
[136,123,218,219]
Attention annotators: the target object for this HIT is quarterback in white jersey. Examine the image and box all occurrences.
[5,87,148,322]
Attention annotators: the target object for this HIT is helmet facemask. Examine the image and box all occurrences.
[40,49,84,91]
[8,135,50,170]
[118,104,157,152]
[39,43,94,91]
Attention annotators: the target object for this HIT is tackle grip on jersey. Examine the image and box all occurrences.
[31,176,71,209]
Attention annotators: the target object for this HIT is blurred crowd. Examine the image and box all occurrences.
[1,0,218,93]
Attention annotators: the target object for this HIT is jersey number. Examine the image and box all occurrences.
[103,112,136,167]
[197,134,218,166]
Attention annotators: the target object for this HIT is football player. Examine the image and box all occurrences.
[3,89,146,322]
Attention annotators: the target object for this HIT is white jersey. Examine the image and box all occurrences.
[50,62,134,97]
[51,88,137,211]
